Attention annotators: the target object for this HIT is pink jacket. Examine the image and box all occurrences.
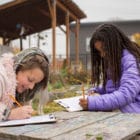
[0,53,17,121]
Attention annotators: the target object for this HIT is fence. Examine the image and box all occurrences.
[48,54,91,73]
[0,46,91,73]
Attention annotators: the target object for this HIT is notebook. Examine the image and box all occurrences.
[0,114,56,127]
[54,96,87,112]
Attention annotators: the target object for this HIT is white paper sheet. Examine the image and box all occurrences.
[54,96,87,112]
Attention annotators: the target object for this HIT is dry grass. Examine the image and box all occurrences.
[32,88,80,114]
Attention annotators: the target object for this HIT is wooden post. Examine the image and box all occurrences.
[75,19,80,66]
[52,0,56,72]
[20,37,23,50]
[48,0,57,72]
[2,37,5,45]
[66,12,70,67]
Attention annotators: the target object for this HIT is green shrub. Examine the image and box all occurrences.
[53,81,63,89]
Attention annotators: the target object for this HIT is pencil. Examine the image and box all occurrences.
[9,94,37,115]
[81,84,85,99]
[9,94,22,107]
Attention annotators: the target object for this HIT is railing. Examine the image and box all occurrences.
[48,54,91,73]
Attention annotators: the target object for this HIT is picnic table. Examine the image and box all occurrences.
[0,111,140,140]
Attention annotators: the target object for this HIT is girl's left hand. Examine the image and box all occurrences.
[79,98,88,110]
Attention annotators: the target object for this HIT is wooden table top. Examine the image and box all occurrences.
[0,111,140,140]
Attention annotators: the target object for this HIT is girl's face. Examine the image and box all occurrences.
[16,68,44,93]
[94,41,105,57]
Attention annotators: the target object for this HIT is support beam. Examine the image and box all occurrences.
[58,26,66,34]
[75,19,80,65]
[19,37,23,50]
[47,0,53,18]
[37,8,51,18]
[56,0,77,21]
[0,0,28,10]
[51,0,56,71]
[66,12,70,66]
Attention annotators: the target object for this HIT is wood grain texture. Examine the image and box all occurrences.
[19,112,118,140]
[52,113,140,140]
[0,111,139,140]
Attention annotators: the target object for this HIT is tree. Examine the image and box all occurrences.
[132,33,140,46]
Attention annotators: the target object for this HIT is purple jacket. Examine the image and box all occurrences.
[88,50,140,113]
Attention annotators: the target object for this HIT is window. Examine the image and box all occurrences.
[86,37,91,52]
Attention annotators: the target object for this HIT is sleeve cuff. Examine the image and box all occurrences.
[88,87,98,93]
[87,96,96,111]
[0,104,11,121]
[2,108,11,121]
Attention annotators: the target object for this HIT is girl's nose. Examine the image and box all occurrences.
[28,83,35,90]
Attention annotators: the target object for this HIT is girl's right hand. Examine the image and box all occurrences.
[79,98,88,110]
[8,105,34,120]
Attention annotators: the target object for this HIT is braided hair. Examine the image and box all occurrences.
[90,23,140,88]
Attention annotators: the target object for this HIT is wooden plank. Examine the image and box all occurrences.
[51,113,140,140]
[0,0,28,11]
[19,112,118,140]
[0,112,71,140]
[0,111,85,138]
[56,0,77,20]
[0,125,47,140]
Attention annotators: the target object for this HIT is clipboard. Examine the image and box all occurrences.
[0,114,56,127]
[54,96,86,112]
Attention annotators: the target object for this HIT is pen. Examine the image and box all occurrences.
[9,94,22,107]
[81,84,85,99]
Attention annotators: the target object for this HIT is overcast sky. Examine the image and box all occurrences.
[73,0,140,22]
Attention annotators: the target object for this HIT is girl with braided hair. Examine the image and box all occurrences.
[80,24,140,113]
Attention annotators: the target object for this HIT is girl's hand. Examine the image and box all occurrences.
[87,88,97,96]
[79,98,88,110]
[8,105,34,120]
[88,89,100,96]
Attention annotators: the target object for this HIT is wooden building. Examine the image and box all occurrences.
[0,0,86,71]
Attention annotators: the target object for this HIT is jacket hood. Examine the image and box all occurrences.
[13,47,49,103]
[13,47,49,71]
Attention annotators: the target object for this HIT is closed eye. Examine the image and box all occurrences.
[28,77,34,83]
